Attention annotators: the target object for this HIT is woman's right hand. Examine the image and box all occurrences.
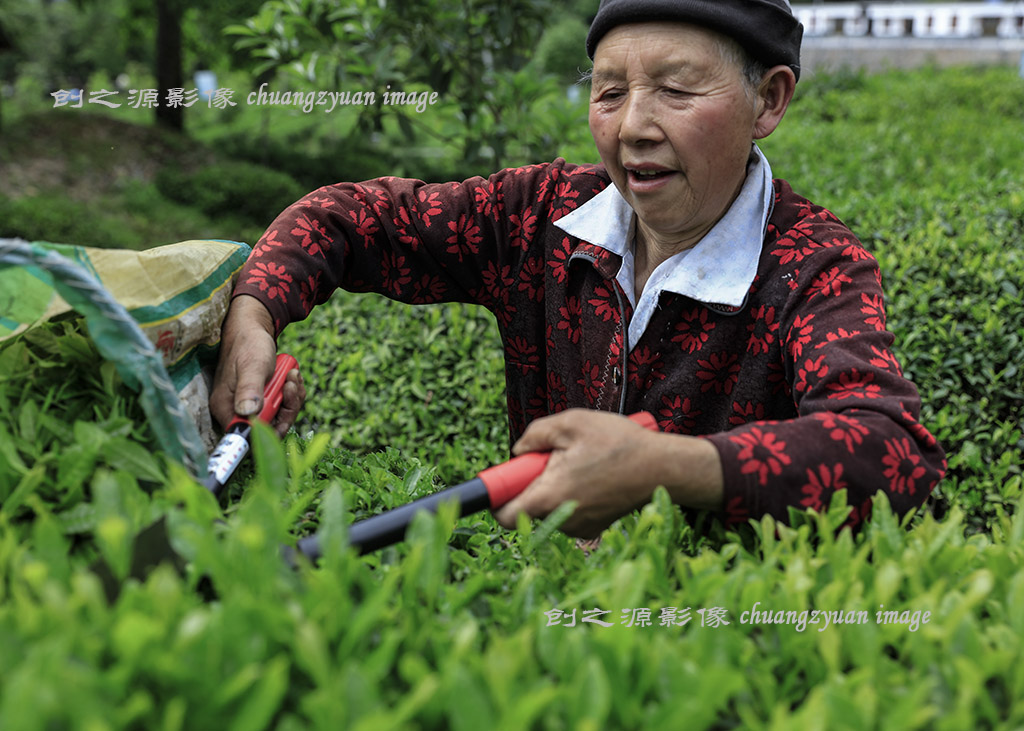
[209,294,305,438]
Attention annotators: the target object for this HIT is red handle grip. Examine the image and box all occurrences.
[226,353,299,431]
[478,411,659,509]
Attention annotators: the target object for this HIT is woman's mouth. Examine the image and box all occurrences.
[626,167,676,191]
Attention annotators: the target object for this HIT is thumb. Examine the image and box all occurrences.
[234,354,274,416]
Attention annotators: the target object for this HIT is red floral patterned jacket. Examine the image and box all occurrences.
[234,159,946,528]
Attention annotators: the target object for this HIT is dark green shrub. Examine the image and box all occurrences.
[0,195,137,248]
[533,17,591,81]
[155,160,305,225]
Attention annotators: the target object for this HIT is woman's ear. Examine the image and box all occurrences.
[753,65,797,139]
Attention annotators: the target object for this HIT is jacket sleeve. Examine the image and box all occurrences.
[232,162,572,336]
[705,222,946,529]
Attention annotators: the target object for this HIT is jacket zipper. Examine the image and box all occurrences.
[568,250,630,416]
[611,282,629,416]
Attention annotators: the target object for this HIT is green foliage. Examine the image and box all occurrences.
[0,195,139,249]
[0,175,269,252]
[532,17,591,83]
[278,292,509,485]
[225,0,584,174]
[1,397,1022,728]
[0,0,130,88]
[181,0,269,71]
[155,159,305,224]
[0,0,285,136]
[0,319,166,553]
[760,65,1024,532]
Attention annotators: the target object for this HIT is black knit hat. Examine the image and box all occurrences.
[586,0,804,81]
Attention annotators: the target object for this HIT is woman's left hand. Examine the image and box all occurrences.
[493,408,725,537]
[492,409,694,537]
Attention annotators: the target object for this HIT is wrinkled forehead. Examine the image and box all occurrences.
[590,22,744,77]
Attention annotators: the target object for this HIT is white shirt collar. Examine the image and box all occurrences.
[555,145,775,349]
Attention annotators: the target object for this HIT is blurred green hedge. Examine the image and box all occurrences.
[155,160,305,223]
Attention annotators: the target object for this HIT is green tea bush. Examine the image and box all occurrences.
[1,66,1023,729]
[2,418,1022,729]
[279,293,509,486]
[155,160,306,227]
[763,65,1024,532]
[0,195,139,249]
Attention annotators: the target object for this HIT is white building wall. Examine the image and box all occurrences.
[793,2,1024,39]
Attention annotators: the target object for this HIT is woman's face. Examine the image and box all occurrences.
[589,22,763,248]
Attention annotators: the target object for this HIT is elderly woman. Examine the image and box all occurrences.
[211,0,945,538]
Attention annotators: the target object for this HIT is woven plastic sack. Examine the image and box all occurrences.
[0,238,251,473]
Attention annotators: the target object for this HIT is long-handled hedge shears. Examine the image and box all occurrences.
[94,352,657,598]
[295,410,657,557]
[210,354,657,558]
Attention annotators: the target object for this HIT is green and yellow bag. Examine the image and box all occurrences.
[0,238,251,472]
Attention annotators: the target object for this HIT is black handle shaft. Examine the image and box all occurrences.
[297,477,491,559]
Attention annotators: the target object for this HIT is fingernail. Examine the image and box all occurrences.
[237,398,258,415]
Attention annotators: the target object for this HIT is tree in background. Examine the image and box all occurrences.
[0,10,11,132]
[0,0,263,131]
[155,0,184,130]
[0,0,136,110]
[227,0,586,172]
[0,0,597,176]
[135,0,267,130]
[168,0,267,128]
